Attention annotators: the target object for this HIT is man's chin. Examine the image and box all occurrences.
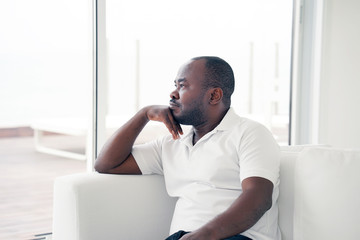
[173,114,185,125]
[173,116,192,126]
[171,110,180,119]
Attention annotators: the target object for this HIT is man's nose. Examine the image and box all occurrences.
[170,89,179,99]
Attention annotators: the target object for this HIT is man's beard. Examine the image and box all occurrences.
[173,103,206,126]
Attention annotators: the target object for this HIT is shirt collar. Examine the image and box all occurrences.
[179,107,240,143]
[212,107,239,131]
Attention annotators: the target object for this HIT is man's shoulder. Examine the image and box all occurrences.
[222,114,276,148]
[220,108,266,131]
[227,114,267,134]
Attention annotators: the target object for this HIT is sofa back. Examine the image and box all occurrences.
[279,146,360,240]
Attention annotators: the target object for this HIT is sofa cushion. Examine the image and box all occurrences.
[293,148,360,240]
[278,145,329,240]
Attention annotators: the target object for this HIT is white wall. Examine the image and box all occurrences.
[318,0,360,149]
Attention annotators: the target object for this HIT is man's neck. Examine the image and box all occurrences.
[192,107,229,145]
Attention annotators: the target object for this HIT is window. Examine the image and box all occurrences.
[96,0,293,153]
[0,1,91,238]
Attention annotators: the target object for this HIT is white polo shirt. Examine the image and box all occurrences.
[132,108,281,240]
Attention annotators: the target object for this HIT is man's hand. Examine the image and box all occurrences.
[145,105,183,140]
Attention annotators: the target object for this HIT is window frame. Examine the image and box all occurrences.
[289,0,324,145]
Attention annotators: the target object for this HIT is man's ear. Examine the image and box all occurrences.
[209,88,223,105]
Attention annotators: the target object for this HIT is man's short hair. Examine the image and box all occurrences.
[192,56,235,107]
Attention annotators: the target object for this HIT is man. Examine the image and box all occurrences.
[95,56,281,240]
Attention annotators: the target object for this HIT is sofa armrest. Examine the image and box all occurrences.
[52,173,177,240]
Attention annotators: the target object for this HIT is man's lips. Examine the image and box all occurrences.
[169,100,180,109]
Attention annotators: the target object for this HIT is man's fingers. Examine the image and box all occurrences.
[166,111,180,139]
[146,105,182,139]
[177,123,183,135]
[166,108,183,135]
[155,111,177,139]
[165,122,178,140]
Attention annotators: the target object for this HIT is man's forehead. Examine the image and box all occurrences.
[175,59,205,80]
[181,59,204,70]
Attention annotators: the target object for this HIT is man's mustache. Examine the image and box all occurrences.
[169,99,180,106]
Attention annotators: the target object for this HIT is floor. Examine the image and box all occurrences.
[0,135,86,240]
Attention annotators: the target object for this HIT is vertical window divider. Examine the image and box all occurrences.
[290,0,324,145]
[89,0,107,171]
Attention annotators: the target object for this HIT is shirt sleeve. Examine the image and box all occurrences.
[131,137,164,175]
[238,123,280,186]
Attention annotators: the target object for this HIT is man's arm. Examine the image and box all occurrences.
[94,105,182,174]
[180,177,273,240]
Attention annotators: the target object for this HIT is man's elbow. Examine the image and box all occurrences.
[94,159,109,173]
[254,197,272,224]
[264,197,272,212]
[256,194,273,218]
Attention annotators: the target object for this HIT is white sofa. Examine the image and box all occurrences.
[52,146,360,240]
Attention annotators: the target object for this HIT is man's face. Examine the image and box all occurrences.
[169,59,208,126]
